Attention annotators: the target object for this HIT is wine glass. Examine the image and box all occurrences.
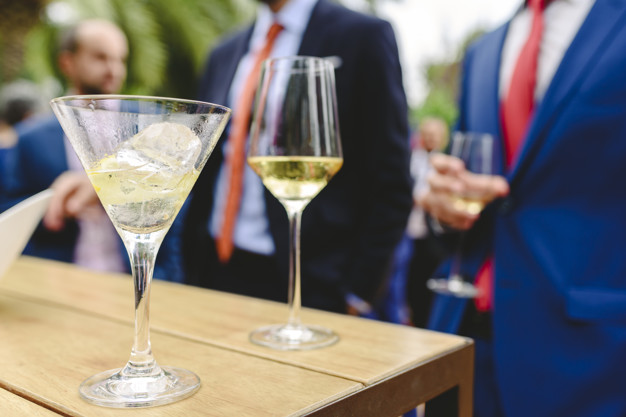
[50,95,230,407]
[426,132,494,298]
[247,56,342,350]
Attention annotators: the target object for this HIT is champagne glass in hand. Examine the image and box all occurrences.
[426,132,494,298]
[50,95,230,407]
[248,56,342,350]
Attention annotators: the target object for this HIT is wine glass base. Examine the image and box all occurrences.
[79,366,200,408]
[250,324,339,351]
[427,278,480,298]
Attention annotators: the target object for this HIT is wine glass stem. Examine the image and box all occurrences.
[286,207,304,328]
[120,229,166,375]
[449,232,466,281]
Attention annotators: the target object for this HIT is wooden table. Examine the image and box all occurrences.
[0,256,473,416]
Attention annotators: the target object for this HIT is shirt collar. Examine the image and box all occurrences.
[253,0,318,47]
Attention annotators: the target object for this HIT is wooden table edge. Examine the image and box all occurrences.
[303,338,474,417]
[0,380,77,417]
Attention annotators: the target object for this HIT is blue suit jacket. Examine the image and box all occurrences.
[429,2,626,416]
[2,115,79,262]
[182,0,413,312]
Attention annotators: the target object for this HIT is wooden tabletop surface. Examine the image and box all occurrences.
[0,256,474,416]
[1,387,61,417]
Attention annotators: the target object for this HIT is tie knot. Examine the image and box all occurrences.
[528,0,546,12]
[267,23,284,41]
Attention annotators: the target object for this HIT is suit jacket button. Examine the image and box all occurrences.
[499,197,513,214]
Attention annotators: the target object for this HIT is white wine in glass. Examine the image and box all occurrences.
[247,156,342,205]
[451,195,489,216]
[248,56,342,350]
[50,95,230,408]
[426,132,494,298]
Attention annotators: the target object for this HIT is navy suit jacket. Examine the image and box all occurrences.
[428,1,626,416]
[2,115,79,262]
[182,0,413,312]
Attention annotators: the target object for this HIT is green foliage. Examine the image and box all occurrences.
[412,27,487,130]
[22,24,59,83]
[10,0,388,98]
[411,61,460,129]
[20,0,254,98]
[143,0,252,97]
[413,88,458,129]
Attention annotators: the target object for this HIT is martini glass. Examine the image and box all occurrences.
[426,132,494,298]
[247,56,342,350]
[50,95,230,407]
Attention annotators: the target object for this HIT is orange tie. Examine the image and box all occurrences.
[216,22,284,263]
[475,0,545,311]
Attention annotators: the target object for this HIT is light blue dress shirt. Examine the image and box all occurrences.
[210,0,318,255]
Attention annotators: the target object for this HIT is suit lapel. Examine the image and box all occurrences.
[42,118,69,184]
[467,24,509,175]
[216,27,254,106]
[510,0,626,180]
[297,0,327,56]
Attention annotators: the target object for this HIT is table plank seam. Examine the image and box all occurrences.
[0,382,77,417]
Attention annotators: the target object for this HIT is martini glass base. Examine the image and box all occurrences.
[79,366,200,408]
[250,324,339,351]
[427,277,480,298]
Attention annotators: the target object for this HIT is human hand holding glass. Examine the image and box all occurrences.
[247,56,342,350]
[50,95,230,407]
[425,132,508,298]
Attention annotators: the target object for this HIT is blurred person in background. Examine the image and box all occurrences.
[421,0,626,416]
[395,117,450,328]
[371,117,450,327]
[1,19,131,273]
[0,79,46,195]
[0,79,45,148]
[181,0,413,316]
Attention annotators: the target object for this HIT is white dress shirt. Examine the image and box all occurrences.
[499,0,595,102]
[210,0,318,255]
[406,147,431,239]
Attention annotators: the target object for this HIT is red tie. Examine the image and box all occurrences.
[216,23,284,263]
[475,0,545,311]
[502,0,546,166]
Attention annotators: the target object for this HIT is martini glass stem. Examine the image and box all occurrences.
[120,229,167,375]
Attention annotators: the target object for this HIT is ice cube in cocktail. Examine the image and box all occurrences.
[120,122,202,170]
[88,122,202,234]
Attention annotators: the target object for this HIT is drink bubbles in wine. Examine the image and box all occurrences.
[248,156,343,203]
[451,196,488,215]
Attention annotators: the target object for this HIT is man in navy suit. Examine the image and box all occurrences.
[182,0,413,314]
[421,0,626,416]
[2,19,130,272]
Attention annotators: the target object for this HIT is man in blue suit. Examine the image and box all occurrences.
[421,0,626,416]
[2,19,129,272]
[182,0,413,314]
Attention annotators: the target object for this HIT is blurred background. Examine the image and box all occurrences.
[0,0,518,128]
